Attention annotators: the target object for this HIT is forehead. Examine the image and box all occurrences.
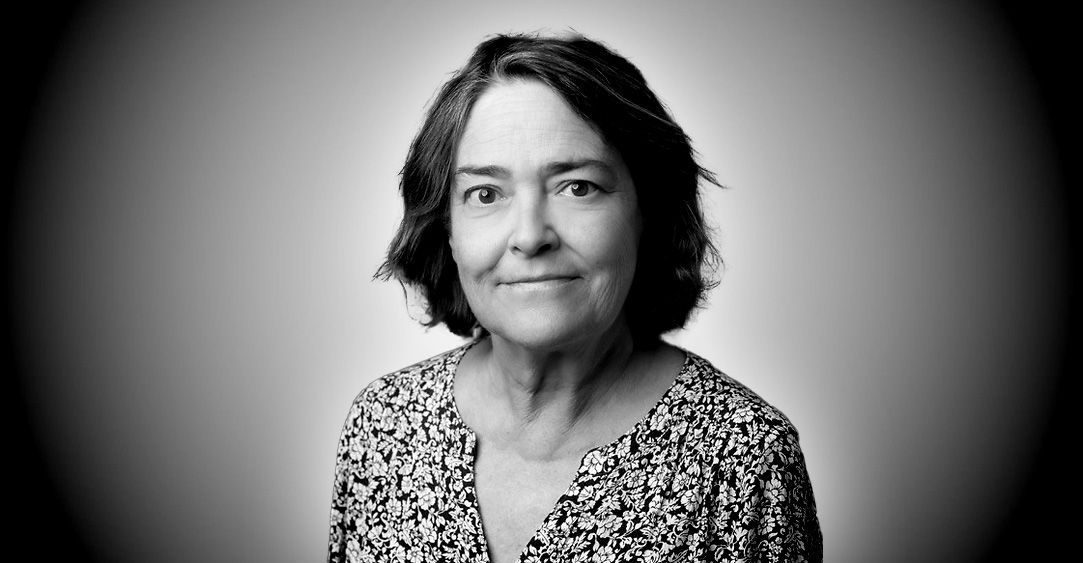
[456,79,614,167]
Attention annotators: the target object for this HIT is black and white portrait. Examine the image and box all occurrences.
[7,2,1074,562]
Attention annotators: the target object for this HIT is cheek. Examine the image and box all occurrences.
[447,211,471,269]
[585,217,640,287]
[602,210,641,262]
[448,239,474,283]
[447,225,500,281]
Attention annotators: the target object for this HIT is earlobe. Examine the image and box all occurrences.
[447,235,458,262]
[444,217,456,259]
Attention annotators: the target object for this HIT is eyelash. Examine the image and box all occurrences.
[463,186,502,205]
[461,180,602,206]
[558,180,601,197]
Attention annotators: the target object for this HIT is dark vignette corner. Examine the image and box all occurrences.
[4,1,103,561]
[977,1,1079,561]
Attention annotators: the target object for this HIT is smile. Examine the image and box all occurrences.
[502,276,579,290]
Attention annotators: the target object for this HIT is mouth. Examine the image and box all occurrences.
[501,275,579,288]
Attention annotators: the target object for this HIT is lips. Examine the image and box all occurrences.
[500,274,579,287]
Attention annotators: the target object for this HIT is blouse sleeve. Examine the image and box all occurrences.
[711,421,823,562]
[746,426,823,562]
[327,398,366,563]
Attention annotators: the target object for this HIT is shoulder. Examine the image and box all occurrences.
[676,350,804,458]
[675,352,823,559]
[340,342,472,435]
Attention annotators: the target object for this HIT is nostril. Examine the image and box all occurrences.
[510,234,556,256]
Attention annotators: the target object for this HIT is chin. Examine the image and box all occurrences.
[487,324,571,350]
[483,313,622,352]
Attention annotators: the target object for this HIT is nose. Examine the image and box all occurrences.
[509,193,559,256]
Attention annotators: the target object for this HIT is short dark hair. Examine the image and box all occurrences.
[377,32,720,341]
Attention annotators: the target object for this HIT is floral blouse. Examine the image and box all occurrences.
[328,342,822,562]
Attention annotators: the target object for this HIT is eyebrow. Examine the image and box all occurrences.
[454,159,615,178]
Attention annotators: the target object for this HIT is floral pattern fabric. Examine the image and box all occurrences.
[328,342,822,562]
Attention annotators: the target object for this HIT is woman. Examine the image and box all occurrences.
[328,33,822,562]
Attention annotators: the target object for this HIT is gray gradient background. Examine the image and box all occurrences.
[9,1,1069,561]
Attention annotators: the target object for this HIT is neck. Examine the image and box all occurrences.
[478,321,640,439]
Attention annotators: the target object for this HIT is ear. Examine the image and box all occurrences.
[447,227,459,263]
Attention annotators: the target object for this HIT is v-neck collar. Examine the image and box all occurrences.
[436,339,695,562]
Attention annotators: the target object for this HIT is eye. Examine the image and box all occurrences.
[560,180,600,198]
[465,186,500,205]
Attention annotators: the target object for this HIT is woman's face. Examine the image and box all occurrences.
[449,79,641,350]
